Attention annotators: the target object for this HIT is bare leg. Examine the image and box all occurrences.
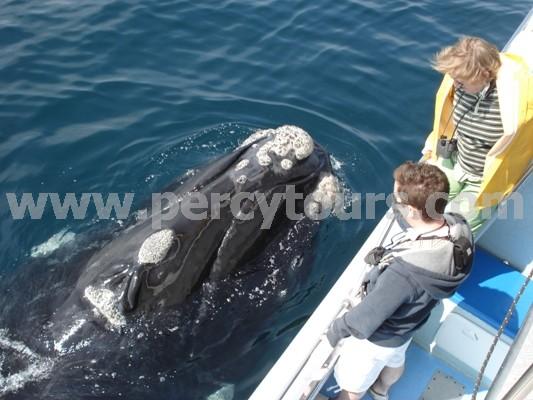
[337,390,365,400]
[370,364,405,396]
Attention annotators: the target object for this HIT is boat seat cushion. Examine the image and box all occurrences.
[451,247,533,339]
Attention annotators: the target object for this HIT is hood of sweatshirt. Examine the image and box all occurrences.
[391,213,474,300]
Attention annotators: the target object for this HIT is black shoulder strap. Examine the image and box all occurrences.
[414,229,473,272]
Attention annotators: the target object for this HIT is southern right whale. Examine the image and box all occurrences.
[66,125,340,328]
[0,125,340,398]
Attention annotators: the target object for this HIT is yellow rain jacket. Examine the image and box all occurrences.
[423,53,533,208]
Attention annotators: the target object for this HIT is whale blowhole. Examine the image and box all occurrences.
[235,175,248,184]
[280,159,293,170]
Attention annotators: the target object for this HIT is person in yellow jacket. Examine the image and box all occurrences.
[422,36,532,236]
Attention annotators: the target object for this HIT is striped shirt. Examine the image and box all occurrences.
[453,84,504,177]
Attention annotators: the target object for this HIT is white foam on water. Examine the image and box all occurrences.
[206,383,235,400]
[30,228,76,258]
[330,155,344,171]
[53,318,86,354]
[73,338,91,352]
[0,329,54,396]
[290,255,304,270]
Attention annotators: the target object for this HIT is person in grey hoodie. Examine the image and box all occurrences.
[326,161,473,400]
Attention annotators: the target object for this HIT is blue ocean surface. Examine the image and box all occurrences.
[0,0,530,398]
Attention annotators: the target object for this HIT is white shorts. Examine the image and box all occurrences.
[333,337,411,394]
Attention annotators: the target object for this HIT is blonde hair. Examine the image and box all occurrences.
[433,36,501,82]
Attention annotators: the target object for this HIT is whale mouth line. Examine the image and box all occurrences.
[0,329,55,396]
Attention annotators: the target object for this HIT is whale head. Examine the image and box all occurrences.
[75,126,340,328]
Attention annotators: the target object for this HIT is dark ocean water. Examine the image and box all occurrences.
[0,0,530,398]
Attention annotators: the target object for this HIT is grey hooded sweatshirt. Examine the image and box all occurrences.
[327,213,473,348]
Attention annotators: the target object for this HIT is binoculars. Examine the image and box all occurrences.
[436,136,458,159]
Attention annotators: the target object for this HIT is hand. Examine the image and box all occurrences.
[421,150,432,162]
[326,325,341,348]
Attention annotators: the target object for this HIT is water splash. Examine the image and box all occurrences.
[30,228,76,258]
[206,383,235,400]
[53,318,87,354]
[0,329,54,396]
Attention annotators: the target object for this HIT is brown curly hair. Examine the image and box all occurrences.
[394,162,450,221]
